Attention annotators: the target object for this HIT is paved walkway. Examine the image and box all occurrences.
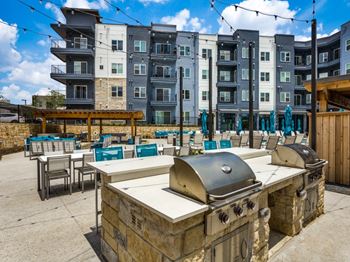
[1,152,350,261]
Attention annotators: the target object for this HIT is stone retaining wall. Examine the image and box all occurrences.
[0,123,199,155]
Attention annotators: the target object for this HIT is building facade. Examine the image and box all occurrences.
[49,8,350,131]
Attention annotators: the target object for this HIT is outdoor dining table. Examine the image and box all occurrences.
[36,149,93,201]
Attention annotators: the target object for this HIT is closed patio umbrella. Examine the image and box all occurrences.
[297,118,302,132]
[270,110,275,133]
[236,116,242,135]
[261,118,266,132]
[281,118,285,132]
[284,105,293,136]
[201,110,208,135]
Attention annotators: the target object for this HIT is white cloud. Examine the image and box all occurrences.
[0,19,22,72]
[35,87,51,96]
[218,0,297,35]
[37,39,48,47]
[139,0,168,5]
[295,28,340,41]
[45,2,66,23]
[0,84,32,103]
[64,0,108,10]
[161,9,209,33]
[6,54,64,90]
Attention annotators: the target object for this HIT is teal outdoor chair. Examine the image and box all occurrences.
[203,140,218,150]
[94,146,124,162]
[219,140,232,149]
[135,144,158,158]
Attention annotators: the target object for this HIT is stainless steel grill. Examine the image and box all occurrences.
[169,152,262,237]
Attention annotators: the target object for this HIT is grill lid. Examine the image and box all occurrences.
[271,144,324,169]
[169,152,258,204]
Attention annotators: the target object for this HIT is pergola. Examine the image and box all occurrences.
[34,109,144,141]
[304,74,350,112]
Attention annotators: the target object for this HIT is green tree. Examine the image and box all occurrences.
[46,90,65,109]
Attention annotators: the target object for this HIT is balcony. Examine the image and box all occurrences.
[65,98,94,105]
[150,96,177,107]
[295,58,340,71]
[150,74,177,84]
[51,40,94,62]
[216,81,237,88]
[150,44,177,61]
[51,65,94,84]
[216,59,237,67]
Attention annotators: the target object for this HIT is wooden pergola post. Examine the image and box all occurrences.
[99,119,103,135]
[87,114,92,142]
[131,117,135,137]
[42,116,46,133]
[319,92,328,112]
[63,120,67,134]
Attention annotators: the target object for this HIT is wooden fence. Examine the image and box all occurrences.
[310,112,350,185]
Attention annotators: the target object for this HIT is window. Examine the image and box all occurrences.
[219,71,230,81]
[219,50,231,61]
[295,75,302,86]
[294,94,302,106]
[260,92,270,102]
[99,65,103,70]
[134,64,146,75]
[242,47,255,59]
[260,72,270,82]
[242,89,255,102]
[242,69,255,80]
[295,55,302,65]
[155,66,171,77]
[346,64,350,74]
[260,52,270,61]
[280,71,291,83]
[111,86,123,97]
[319,72,329,79]
[202,48,212,59]
[74,85,87,99]
[134,87,146,98]
[134,40,146,52]
[112,40,123,51]
[219,91,230,102]
[73,61,88,74]
[182,68,191,78]
[319,52,328,63]
[155,111,171,124]
[202,69,208,80]
[333,48,340,59]
[333,69,340,76]
[306,94,311,104]
[182,90,190,100]
[73,37,87,49]
[346,39,350,51]
[280,92,291,103]
[202,91,208,101]
[306,74,312,81]
[156,88,171,102]
[183,112,190,123]
[306,55,312,65]
[280,51,291,62]
[179,45,191,56]
[156,43,171,54]
[112,63,123,74]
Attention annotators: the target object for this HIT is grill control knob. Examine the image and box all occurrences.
[218,212,230,224]
[233,206,243,216]
[247,201,255,210]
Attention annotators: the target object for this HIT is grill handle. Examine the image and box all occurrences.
[305,159,326,169]
[208,181,262,201]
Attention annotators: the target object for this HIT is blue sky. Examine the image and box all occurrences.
[0,0,349,104]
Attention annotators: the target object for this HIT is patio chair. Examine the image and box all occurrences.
[53,140,64,152]
[193,133,204,146]
[178,146,190,156]
[284,136,296,145]
[123,149,134,159]
[265,136,280,150]
[182,134,190,146]
[222,132,230,140]
[219,140,232,149]
[30,141,43,160]
[75,154,95,193]
[252,136,263,149]
[45,155,72,199]
[42,141,54,154]
[295,134,304,144]
[241,134,249,146]
[135,144,158,158]
[63,140,75,154]
[213,134,222,143]
[167,134,175,145]
[204,140,218,150]
[163,147,176,156]
[230,135,242,147]
[95,146,124,161]
[134,135,141,145]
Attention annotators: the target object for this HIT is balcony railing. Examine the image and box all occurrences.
[51,39,89,49]
[51,65,93,75]
[65,98,94,105]
[51,40,66,48]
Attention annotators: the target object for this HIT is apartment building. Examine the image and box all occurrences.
[198,34,218,127]
[95,24,127,110]
[50,8,99,109]
[49,7,350,131]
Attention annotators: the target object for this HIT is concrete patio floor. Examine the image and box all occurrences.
[1,152,350,261]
